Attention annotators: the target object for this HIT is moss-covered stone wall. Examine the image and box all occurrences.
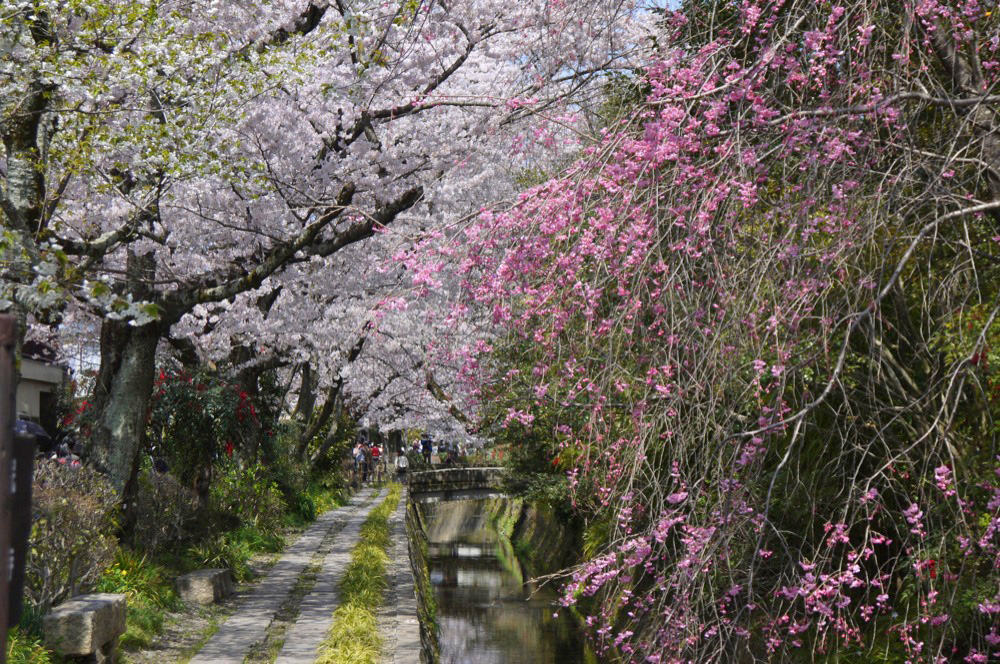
[405,501,440,664]
[482,497,578,577]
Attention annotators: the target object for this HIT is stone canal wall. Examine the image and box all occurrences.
[405,494,582,662]
[404,500,440,664]
[483,497,578,577]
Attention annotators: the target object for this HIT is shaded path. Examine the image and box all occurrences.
[378,488,422,664]
[189,488,379,664]
[273,487,387,663]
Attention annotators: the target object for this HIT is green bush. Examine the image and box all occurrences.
[5,627,52,664]
[184,526,283,583]
[149,369,258,488]
[284,477,348,527]
[186,535,252,582]
[210,461,285,536]
[28,461,119,612]
[97,548,178,609]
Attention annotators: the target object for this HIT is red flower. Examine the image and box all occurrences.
[928,559,937,580]
[225,441,234,458]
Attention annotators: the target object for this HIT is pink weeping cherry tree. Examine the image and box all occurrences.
[460,0,1000,661]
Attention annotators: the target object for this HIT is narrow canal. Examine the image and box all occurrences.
[422,501,597,664]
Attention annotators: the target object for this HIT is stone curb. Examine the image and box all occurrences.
[387,487,422,664]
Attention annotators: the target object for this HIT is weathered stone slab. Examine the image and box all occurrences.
[43,593,126,660]
[176,568,234,605]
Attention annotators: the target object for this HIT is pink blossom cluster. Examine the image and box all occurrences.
[455,0,1000,660]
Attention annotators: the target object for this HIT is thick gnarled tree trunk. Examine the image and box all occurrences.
[85,251,159,496]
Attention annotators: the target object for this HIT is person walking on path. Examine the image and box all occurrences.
[371,443,382,482]
[352,442,364,485]
[395,448,409,484]
[360,442,371,483]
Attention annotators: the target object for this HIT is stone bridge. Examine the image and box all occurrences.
[407,467,505,503]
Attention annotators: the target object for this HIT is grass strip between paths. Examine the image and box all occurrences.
[316,484,402,664]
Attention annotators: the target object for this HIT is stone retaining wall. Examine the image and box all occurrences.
[405,500,440,664]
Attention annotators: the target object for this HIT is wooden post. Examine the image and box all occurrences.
[0,314,17,663]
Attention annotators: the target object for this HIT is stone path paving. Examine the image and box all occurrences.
[274,487,387,664]
[189,488,379,664]
[378,488,422,664]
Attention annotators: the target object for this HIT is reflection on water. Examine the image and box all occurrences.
[424,502,597,664]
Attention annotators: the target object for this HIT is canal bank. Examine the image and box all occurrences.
[406,496,595,664]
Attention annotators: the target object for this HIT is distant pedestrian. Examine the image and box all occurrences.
[353,442,363,478]
[420,437,432,465]
[361,443,371,483]
[371,443,382,481]
[395,448,409,484]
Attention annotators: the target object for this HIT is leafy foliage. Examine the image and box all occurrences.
[5,627,52,664]
[209,460,286,536]
[27,461,119,613]
[96,549,181,649]
[460,1,1000,660]
[149,370,261,486]
[127,467,201,554]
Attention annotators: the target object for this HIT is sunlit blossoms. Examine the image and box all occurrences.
[460,0,1000,660]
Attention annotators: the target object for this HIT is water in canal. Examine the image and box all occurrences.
[423,500,598,664]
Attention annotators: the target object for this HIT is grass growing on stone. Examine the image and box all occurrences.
[316,484,401,664]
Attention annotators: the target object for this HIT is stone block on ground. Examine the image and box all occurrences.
[43,593,126,662]
[176,568,234,605]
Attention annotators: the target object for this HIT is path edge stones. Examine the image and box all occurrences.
[383,487,422,664]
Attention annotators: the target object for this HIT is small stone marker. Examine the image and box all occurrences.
[176,568,234,605]
[43,593,126,663]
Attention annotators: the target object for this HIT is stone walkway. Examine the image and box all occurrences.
[273,487,387,663]
[378,488,422,664]
[189,488,380,664]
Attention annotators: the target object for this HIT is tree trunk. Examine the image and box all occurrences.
[308,397,346,467]
[85,251,159,496]
[86,318,159,494]
[293,361,317,423]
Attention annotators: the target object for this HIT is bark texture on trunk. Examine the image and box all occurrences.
[85,251,159,495]
[87,318,159,494]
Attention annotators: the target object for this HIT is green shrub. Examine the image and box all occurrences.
[227,526,285,554]
[186,535,254,582]
[184,526,283,583]
[97,548,179,609]
[149,369,258,487]
[210,461,285,535]
[5,627,52,664]
[284,478,348,527]
[28,461,119,612]
[96,549,180,649]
